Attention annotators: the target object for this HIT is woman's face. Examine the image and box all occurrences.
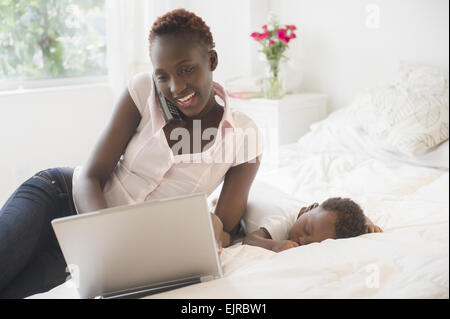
[151,34,218,119]
[289,204,337,246]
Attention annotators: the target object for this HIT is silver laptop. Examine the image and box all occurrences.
[51,193,223,299]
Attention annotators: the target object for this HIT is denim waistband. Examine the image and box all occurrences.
[32,167,76,216]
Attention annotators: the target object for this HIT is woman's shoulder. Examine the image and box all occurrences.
[227,107,264,165]
[229,108,261,131]
[128,72,153,116]
[130,71,152,83]
[213,81,260,131]
[128,72,153,94]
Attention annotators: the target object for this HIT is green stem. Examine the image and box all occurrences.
[264,59,284,99]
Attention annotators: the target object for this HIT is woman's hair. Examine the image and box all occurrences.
[149,8,215,51]
[322,197,366,238]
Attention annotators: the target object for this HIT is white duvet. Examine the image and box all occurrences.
[147,147,448,299]
[30,109,449,299]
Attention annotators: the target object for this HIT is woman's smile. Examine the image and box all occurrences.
[175,91,197,108]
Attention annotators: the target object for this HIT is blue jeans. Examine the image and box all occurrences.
[0,167,77,298]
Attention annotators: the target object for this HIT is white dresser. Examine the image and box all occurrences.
[228,93,328,167]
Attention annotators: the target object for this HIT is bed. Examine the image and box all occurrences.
[29,63,449,299]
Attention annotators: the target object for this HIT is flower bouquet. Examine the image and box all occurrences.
[251,14,297,99]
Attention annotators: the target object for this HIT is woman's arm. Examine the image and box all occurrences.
[213,156,261,245]
[73,88,141,214]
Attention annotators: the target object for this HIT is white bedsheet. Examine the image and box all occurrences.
[30,142,449,299]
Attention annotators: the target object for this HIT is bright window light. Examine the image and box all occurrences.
[0,0,107,91]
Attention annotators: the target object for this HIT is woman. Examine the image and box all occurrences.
[0,9,263,298]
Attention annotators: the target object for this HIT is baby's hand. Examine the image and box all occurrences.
[365,224,383,233]
[364,216,383,233]
[298,203,319,217]
[271,240,299,253]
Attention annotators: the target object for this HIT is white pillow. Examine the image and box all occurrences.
[395,61,449,94]
[207,180,304,235]
[372,139,449,170]
[243,181,305,234]
[350,62,449,156]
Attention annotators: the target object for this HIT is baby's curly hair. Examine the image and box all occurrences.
[322,197,366,239]
[149,8,215,52]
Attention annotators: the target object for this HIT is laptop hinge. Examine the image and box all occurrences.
[200,275,214,282]
[96,277,202,299]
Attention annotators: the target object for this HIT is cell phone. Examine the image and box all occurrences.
[153,75,183,123]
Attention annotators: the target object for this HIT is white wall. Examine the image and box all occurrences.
[124,0,271,88]
[266,0,449,111]
[185,0,271,84]
[0,84,113,207]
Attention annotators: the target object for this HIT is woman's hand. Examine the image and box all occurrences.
[271,240,299,253]
[210,213,223,241]
[210,213,230,254]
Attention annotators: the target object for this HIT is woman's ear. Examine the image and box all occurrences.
[208,50,218,71]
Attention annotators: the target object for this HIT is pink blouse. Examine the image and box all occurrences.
[72,72,263,212]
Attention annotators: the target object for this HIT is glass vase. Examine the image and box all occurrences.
[263,59,285,99]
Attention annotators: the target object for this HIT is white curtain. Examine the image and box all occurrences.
[105,0,153,101]
[105,0,270,100]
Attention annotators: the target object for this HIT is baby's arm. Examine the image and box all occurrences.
[242,228,274,250]
[242,228,298,252]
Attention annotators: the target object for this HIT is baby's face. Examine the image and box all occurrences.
[288,204,337,246]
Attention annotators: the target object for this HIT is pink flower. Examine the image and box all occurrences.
[251,31,271,41]
[262,24,268,31]
[284,25,297,41]
[286,24,297,31]
[269,40,275,46]
[251,32,260,40]
[277,28,286,39]
[277,28,290,44]
[260,31,270,40]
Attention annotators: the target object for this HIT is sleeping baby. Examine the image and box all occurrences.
[242,197,383,253]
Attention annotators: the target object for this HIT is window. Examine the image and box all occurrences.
[0,0,107,91]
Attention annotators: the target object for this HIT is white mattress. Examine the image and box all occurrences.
[29,108,449,299]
